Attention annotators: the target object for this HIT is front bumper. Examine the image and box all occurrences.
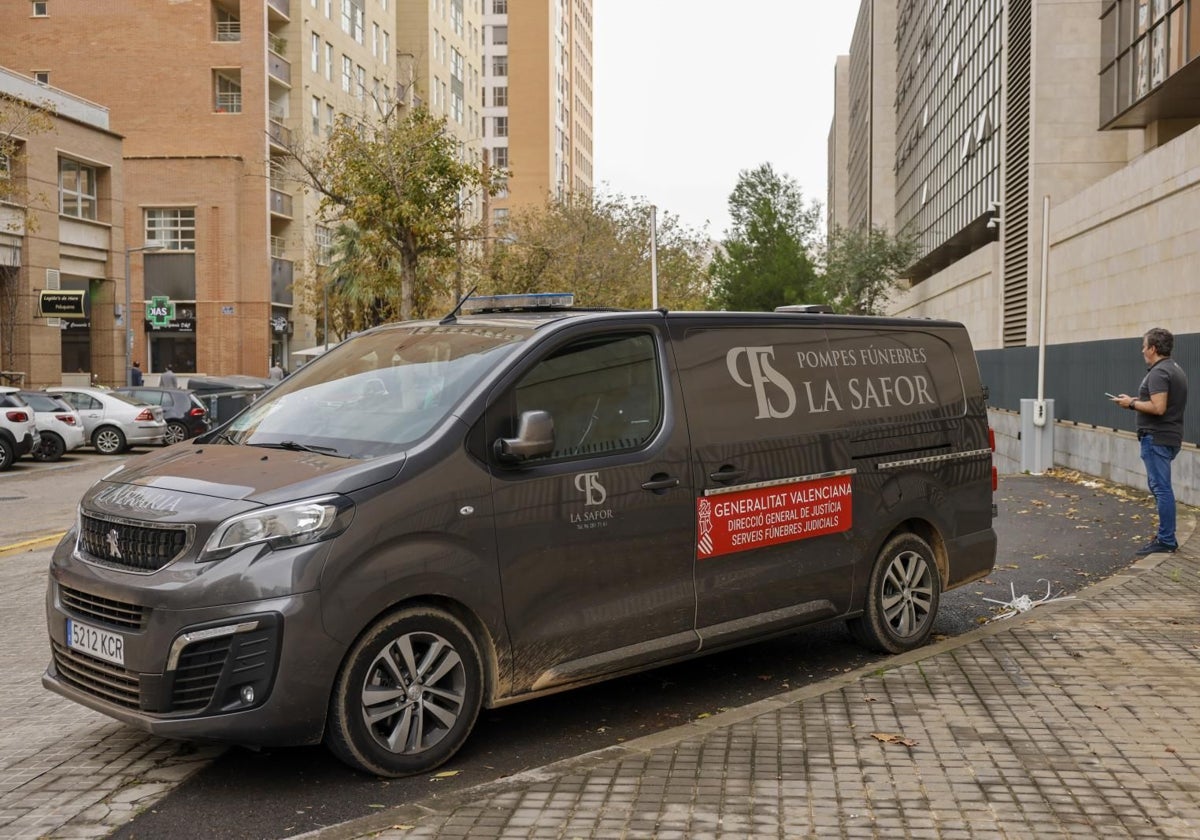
[44,575,343,747]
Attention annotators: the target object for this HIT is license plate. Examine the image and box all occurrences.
[66,618,125,667]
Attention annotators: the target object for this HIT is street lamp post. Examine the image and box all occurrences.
[124,241,166,385]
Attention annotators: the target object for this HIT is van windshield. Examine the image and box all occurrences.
[219,324,530,458]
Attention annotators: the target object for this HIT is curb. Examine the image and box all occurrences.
[0,531,65,558]
[295,506,1197,840]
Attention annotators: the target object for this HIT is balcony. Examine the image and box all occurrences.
[269,187,293,218]
[268,38,291,86]
[267,0,290,20]
[271,257,294,304]
[268,118,292,149]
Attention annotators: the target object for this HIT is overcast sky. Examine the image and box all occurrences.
[591,2,862,241]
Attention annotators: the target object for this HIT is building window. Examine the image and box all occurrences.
[214,69,242,112]
[215,7,240,41]
[145,208,196,251]
[451,48,463,82]
[59,158,98,220]
[311,33,320,72]
[492,85,507,106]
[492,207,509,225]
[451,90,463,123]
[325,103,334,136]
[33,71,49,85]
[342,0,364,42]
[315,225,333,265]
[450,0,463,35]
[357,65,366,100]
[492,25,507,45]
[382,30,389,64]
[492,55,507,77]
[31,1,48,16]
[493,115,508,137]
[312,96,321,134]
[325,43,333,81]
[493,146,508,168]
[342,55,353,92]
[493,0,506,13]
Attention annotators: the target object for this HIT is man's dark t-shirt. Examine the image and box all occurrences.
[1137,357,1188,448]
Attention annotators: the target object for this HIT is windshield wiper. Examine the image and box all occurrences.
[249,440,349,457]
[214,431,239,446]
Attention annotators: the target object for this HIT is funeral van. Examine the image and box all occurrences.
[44,294,997,777]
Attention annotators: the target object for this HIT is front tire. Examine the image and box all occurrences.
[848,533,941,654]
[326,607,483,777]
[0,435,13,471]
[93,426,127,455]
[33,432,65,462]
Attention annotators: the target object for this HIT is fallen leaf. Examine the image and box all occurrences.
[1004,563,1020,570]
[432,770,460,779]
[872,732,917,747]
[1032,554,1047,560]
[696,712,711,719]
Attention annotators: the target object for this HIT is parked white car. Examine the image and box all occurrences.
[18,391,87,462]
[44,386,167,454]
[0,386,38,470]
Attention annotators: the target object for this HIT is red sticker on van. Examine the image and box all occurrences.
[696,475,852,559]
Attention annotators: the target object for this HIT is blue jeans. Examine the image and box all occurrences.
[1140,433,1180,547]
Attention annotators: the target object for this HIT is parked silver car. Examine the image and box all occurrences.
[0,386,38,470]
[18,391,87,462]
[44,386,166,454]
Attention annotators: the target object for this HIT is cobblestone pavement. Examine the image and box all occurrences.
[306,526,1200,840]
[1,474,1196,839]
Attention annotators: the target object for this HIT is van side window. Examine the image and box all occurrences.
[513,333,661,460]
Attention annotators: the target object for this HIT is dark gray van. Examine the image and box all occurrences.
[44,295,996,776]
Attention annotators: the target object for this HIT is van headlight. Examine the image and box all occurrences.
[201,495,354,561]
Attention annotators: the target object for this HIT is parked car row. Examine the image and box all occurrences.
[0,383,218,470]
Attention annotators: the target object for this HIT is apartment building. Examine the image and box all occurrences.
[828,0,1200,489]
[0,67,123,388]
[395,0,484,225]
[482,0,593,229]
[2,0,399,380]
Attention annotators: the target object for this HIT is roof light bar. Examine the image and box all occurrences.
[460,292,575,313]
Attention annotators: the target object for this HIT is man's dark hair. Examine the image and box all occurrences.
[1144,327,1174,357]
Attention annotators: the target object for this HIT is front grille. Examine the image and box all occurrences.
[51,641,141,710]
[79,515,190,573]
[60,585,147,630]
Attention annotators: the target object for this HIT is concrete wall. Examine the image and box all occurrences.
[990,408,1200,506]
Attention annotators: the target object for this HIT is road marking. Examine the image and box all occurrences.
[0,532,66,557]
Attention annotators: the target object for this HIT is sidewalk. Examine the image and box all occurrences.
[309,516,1200,840]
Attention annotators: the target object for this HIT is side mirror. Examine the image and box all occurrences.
[495,409,555,463]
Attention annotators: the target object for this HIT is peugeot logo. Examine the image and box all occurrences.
[105,529,122,559]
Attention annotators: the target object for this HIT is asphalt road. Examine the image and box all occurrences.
[3,454,1157,839]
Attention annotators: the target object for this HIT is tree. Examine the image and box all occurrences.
[484,192,711,310]
[821,225,920,315]
[286,105,494,322]
[708,164,823,312]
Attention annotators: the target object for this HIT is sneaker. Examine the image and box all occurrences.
[1135,539,1178,556]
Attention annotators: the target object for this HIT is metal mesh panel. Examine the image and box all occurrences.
[977,332,1198,445]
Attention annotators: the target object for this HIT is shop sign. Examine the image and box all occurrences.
[38,290,87,319]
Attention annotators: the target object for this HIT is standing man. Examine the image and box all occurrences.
[1114,327,1189,555]
[160,364,178,389]
[268,360,284,381]
[130,361,144,386]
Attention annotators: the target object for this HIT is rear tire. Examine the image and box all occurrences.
[0,435,13,471]
[165,421,189,445]
[33,432,65,462]
[93,426,127,455]
[326,607,483,777]
[848,533,941,654]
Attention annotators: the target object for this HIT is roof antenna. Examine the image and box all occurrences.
[440,285,479,325]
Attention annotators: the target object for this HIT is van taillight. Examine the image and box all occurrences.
[5,410,29,423]
[135,408,155,421]
[989,426,998,491]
